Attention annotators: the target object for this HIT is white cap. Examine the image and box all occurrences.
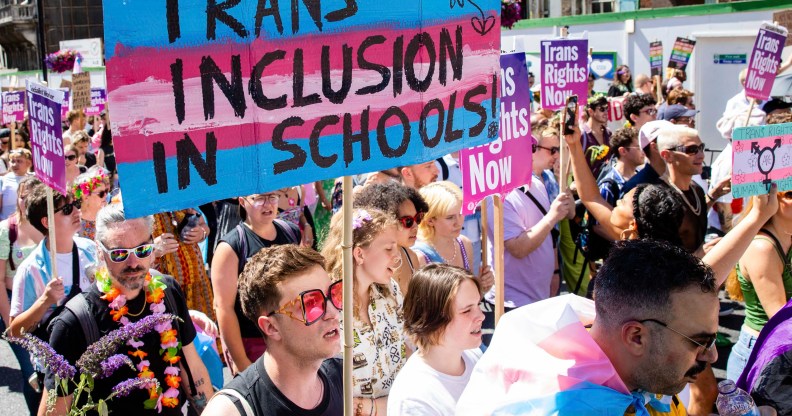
[638,120,675,149]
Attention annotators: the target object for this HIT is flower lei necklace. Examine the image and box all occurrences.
[97,269,182,411]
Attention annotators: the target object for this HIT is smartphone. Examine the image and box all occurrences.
[564,95,579,135]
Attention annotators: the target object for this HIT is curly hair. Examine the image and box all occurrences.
[353,182,429,220]
[623,93,656,123]
[631,184,683,245]
[609,127,637,159]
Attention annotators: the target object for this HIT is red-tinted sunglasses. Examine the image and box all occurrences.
[398,212,425,229]
[267,280,343,326]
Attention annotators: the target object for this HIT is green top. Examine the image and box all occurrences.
[737,236,792,332]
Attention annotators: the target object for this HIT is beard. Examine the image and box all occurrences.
[633,341,707,396]
[113,265,147,290]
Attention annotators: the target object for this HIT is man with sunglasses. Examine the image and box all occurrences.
[661,104,699,129]
[623,93,657,132]
[45,203,213,415]
[582,95,613,177]
[204,244,342,416]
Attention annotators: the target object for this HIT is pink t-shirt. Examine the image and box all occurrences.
[484,176,554,308]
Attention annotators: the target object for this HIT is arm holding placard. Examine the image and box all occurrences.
[503,193,571,259]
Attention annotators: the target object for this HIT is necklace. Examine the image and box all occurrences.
[668,181,701,216]
[430,239,458,265]
[125,296,148,317]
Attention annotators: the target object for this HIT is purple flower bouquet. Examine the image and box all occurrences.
[44,49,82,73]
[502,0,522,29]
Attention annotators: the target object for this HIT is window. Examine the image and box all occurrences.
[591,0,615,13]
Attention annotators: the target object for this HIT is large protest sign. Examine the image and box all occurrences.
[85,88,107,116]
[745,22,788,101]
[26,81,67,194]
[540,39,588,111]
[2,91,25,124]
[460,53,533,215]
[666,37,695,79]
[649,41,663,78]
[732,122,792,198]
[70,72,92,110]
[103,0,501,217]
[605,96,626,132]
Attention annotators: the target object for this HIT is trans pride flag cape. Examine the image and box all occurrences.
[456,295,682,416]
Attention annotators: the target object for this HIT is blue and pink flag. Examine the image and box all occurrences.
[732,122,792,198]
[103,0,502,217]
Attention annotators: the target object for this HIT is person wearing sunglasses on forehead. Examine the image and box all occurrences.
[582,94,613,178]
[322,208,408,416]
[71,167,110,240]
[204,245,342,416]
[0,148,32,221]
[212,192,302,375]
[354,182,430,296]
[607,64,633,97]
[8,183,97,343]
[43,203,213,416]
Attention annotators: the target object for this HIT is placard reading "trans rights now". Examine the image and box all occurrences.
[104,0,501,217]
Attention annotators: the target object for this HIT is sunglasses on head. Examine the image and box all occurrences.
[54,199,81,215]
[533,144,560,155]
[98,241,156,263]
[0,140,8,145]
[268,280,343,326]
[398,212,425,229]
[673,144,705,155]
[65,154,77,161]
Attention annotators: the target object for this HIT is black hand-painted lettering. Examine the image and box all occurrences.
[200,55,247,120]
[166,0,181,43]
[392,36,403,97]
[255,0,283,36]
[343,108,370,167]
[309,115,340,168]
[405,33,436,93]
[273,116,307,174]
[153,142,168,194]
[463,85,487,137]
[170,59,185,124]
[356,35,391,96]
[250,50,288,110]
[206,0,249,40]
[291,0,322,34]
[419,98,444,148]
[321,44,353,104]
[325,0,357,21]
[444,91,462,143]
[377,106,410,157]
[293,49,322,107]
[439,26,463,85]
[177,132,218,190]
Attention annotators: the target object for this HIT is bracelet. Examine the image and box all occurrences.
[355,401,364,416]
[201,228,207,240]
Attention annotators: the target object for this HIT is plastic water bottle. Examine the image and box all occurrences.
[715,379,760,416]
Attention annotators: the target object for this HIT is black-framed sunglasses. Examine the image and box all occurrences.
[267,280,343,326]
[98,241,156,263]
[640,108,658,116]
[54,200,81,215]
[65,154,77,161]
[595,105,609,112]
[398,212,425,229]
[673,144,705,155]
[533,144,560,155]
[93,189,109,199]
[638,318,716,352]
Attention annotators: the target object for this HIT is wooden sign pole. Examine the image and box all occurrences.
[493,195,505,324]
[341,176,353,416]
[10,121,16,150]
[480,202,489,272]
[46,188,59,280]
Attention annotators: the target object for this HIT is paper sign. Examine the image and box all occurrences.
[460,53,533,214]
[745,22,788,101]
[103,0,502,217]
[606,96,627,132]
[540,39,588,110]
[26,81,67,194]
[649,41,663,78]
[732,122,792,198]
[71,72,92,110]
[58,89,70,120]
[2,91,25,124]
[85,88,107,116]
[666,37,695,79]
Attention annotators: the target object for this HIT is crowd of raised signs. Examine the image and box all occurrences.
[2,58,792,416]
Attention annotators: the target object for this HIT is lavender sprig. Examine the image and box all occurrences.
[5,333,76,380]
[98,354,136,379]
[111,377,160,398]
[76,314,178,377]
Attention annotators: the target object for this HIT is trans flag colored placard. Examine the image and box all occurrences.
[745,22,788,101]
[26,82,66,194]
[540,39,588,111]
[85,88,107,116]
[103,0,502,217]
[2,91,25,124]
[732,122,792,198]
[460,52,533,215]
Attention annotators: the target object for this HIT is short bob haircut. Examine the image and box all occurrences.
[417,181,463,242]
[403,263,480,350]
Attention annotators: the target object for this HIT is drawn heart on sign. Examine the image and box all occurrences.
[590,59,613,78]
[471,15,495,36]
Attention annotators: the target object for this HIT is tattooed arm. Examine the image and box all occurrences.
[180,342,214,414]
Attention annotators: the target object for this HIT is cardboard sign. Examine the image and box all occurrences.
[460,53,533,214]
[85,88,107,116]
[649,41,663,78]
[540,39,588,110]
[732,122,792,198]
[71,72,92,110]
[2,91,25,124]
[745,22,788,102]
[666,37,695,79]
[103,0,502,217]
[26,82,67,194]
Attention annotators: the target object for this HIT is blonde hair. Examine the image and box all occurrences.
[418,181,463,241]
[656,125,698,152]
[321,208,398,289]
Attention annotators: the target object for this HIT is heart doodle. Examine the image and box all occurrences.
[450,0,464,8]
[471,15,495,36]
[590,59,613,78]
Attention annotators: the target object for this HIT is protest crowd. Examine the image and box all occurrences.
[4,9,792,416]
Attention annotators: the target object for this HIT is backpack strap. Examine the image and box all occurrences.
[436,157,449,181]
[215,389,254,416]
[521,187,558,249]
[273,219,300,245]
[7,215,17,271]
[58,294,100,345]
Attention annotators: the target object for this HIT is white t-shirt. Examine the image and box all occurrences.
[0,174,28,220]
[387,349,482,416]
